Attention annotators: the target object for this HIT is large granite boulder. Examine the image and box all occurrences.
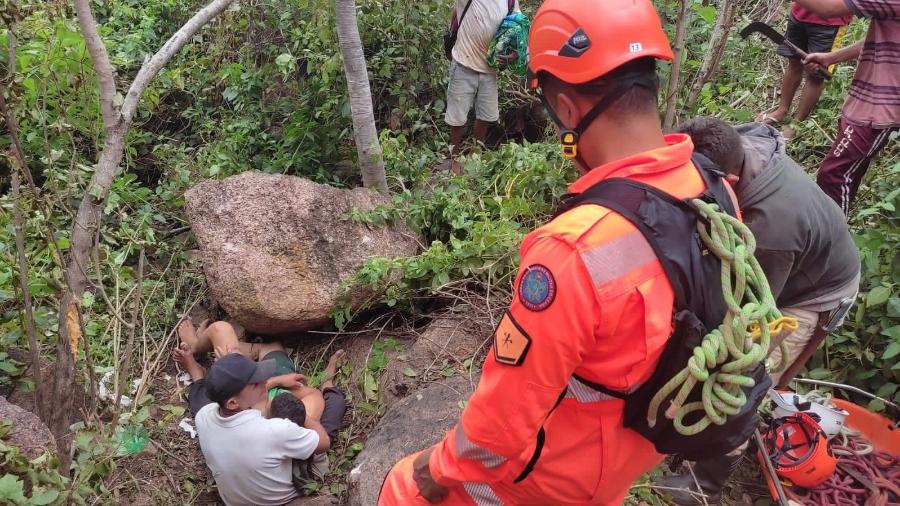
[0,396,55,459]
[347,375,477,506]
[185,172,419,334]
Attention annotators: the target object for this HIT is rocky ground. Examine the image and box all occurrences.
[0,172,776,504]
[0,303,774,505]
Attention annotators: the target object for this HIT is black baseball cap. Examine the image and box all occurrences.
[206,353,278,403]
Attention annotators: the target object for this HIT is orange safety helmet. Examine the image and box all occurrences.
[527,0,674,161]
[761,412,837,489]
[528,0,674,88]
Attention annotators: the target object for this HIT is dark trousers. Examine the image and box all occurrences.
[320,387,346,441]
[817,116,897,215]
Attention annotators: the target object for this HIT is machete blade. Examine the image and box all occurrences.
[740,21,786,46]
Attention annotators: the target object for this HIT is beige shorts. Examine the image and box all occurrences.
[445,60,499,126]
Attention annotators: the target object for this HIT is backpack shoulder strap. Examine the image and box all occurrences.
[453,0,476,31]
[507,0,515,14]
[556,177,693,310]
[690,153,736,217]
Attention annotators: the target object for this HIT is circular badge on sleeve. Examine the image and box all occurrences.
[518,264,556,311]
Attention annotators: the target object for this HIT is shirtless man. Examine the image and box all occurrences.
[172,322,348,505]
[174,319,344,425]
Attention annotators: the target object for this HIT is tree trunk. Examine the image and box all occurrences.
[55,0,239,473]
[663,0,691,130]
[49,124,127,472]
[334,0,388,194]
[686,0,742,108]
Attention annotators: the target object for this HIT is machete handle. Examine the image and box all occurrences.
[784,40,833,80]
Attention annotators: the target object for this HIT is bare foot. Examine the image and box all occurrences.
[173,342,205,381]
[321,349,346,389]
[177,319,201,354]
[782,126,796,142]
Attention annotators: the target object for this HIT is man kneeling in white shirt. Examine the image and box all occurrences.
[179,352,329,506]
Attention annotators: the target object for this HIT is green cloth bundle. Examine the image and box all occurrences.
[488,12,530,76]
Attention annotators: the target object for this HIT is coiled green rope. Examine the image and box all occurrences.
[647,199,796,436]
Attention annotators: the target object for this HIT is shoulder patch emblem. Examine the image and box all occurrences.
[518,264,556,312]
[493,311,531,366]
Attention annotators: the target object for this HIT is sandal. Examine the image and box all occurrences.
[755,112,784,127]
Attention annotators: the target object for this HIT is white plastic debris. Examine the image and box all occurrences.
[96,370,133,407]
[177,371,192,386]
[179,418,197,439]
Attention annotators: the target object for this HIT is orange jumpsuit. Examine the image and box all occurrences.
[379,135,713,505]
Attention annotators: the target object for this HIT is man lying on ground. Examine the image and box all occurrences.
[176,319,346,436]
[656,117,860,505]
[173,321,347,506]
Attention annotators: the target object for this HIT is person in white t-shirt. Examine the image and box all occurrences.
[179,352,329,506]
[446,0,519,162]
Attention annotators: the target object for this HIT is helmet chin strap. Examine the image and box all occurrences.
[538,74,659,170]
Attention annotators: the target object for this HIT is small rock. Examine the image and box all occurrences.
[0,396,55,459]
[347,375,477,506]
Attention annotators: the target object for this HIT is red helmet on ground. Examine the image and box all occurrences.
[761,412,837,489]
[528,0,674,87]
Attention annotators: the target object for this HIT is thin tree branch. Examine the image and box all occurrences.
[663,0,691,129]
[9,156,44,420]
[0,41,36,190]
[6,29,13,82]
[77,300,98,421]
[72,0,120,130]
[686,0,742,108]
[113,248,144,421]
[120,0,239,123]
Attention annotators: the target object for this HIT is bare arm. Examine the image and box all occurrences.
[266,373,308,390]
[827,40,864,64]
[793,0,854,17]
[306,419,331,453]
[804,40,864,70]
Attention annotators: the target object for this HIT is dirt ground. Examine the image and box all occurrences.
[10,308,779,505]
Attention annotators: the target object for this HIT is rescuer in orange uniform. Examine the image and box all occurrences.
[378,0,725,503]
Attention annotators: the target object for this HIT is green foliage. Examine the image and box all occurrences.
[0,419,110,505]
[808,160,900,411]
[359,337,402,408]
[335,138,572,323]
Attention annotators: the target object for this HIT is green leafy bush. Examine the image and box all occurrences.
[333,138,573,327]
[809,159,899,410]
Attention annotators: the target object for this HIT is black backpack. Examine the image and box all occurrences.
[555,154,771,461]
